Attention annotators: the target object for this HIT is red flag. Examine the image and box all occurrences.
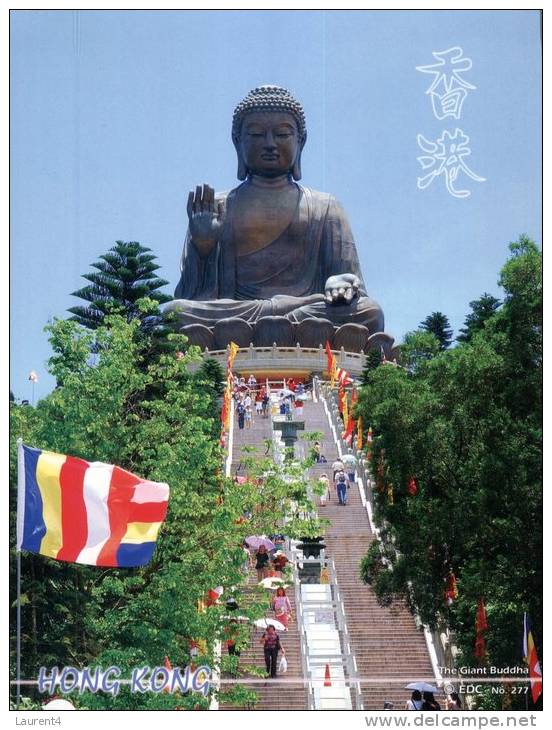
[523,613,543,704]
[474,598,488,660]
[476,598,488,632]
[325,340,334,373]
[407,476,418,496]
[342,417,354,445]
[444,573,458,605]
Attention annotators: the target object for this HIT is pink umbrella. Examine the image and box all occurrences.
[245,536,276,551]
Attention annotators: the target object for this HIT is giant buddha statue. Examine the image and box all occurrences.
[166,85,392,354]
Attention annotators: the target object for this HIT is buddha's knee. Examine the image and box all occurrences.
[357,296,384,333]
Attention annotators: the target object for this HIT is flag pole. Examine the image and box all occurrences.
[16,438,24,710]
[16,550,21,710]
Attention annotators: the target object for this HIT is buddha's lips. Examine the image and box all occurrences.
[261,154,279,160]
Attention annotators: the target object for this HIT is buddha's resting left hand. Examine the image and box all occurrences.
[324,274,360,305]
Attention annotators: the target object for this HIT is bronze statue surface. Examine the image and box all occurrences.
[166,86,391,354]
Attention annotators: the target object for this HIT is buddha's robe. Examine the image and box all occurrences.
[168,184,384,333]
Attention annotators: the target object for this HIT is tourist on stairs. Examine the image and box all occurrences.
[255,545,270,581]
[260,625,285,679]
[405,690,423,710]
[332,457,345,481]
[335,469,349,505]
[272,587,292,631]
[342,448,357,483]
[422,692,441,710]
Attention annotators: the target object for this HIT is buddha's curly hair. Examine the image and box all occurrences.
[232,85,307,141]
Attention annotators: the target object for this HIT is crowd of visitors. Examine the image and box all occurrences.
[405,690,462,711]
[231,536,294,680]
[233,376,311,430]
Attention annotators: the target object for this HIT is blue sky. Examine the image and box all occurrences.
[10,10,542,401]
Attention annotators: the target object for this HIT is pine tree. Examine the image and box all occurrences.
[457,292,501,343]
[420,311,453,350]
[360,348,382,385]
[68,241,171,328]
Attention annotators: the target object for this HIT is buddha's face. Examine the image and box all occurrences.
[237,111,301,178]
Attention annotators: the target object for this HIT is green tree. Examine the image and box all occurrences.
[68,241,171,329]
[420,311,453,350]
[399,330,440,373]
[457,292,501,343]
[357,237,542,707]
[360,348,382,385]
[10,306,321,709]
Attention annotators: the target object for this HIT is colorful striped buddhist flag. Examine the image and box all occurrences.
[336,367,353,387]
[523,613,543,704]
[17,442,169,568]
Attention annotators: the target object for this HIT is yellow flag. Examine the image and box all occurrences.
[342,392,348,428]
[227,341,239,370]
[356,416,363,450]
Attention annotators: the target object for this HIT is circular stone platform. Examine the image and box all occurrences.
[192,343,398,379]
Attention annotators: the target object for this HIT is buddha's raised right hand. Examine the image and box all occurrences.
[187,184,224,258]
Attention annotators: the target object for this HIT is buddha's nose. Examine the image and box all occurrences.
[264,132,277,150]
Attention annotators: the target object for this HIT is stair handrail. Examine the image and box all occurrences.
[319,380,448,696]
[326,557,364,711]
[292,559,316,710]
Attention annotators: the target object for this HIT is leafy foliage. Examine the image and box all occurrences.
[457,292,501,343]
[10,300,324,709]
[10,304,314,709]
[358,237,542,706]
[399,330,440,373]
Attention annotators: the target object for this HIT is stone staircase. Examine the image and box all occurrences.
[303,397,438,711]
[219,395,437,711]
[220,407,308,710]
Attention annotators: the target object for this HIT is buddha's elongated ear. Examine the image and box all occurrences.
[292,132,307,181]
[232,134,248,181]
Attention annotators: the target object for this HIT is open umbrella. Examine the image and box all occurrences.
[405,682,438,693]
[245,536,275,551]
[258,577,291,590]
[254,618,286,631]
[42,699,75,711]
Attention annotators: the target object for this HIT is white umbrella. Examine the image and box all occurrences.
[258,577,291,590]
[42,698,75,711]
[254,618,286,631]
[405,681,438,693]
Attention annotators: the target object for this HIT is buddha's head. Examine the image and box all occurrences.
[232,85,307,181]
